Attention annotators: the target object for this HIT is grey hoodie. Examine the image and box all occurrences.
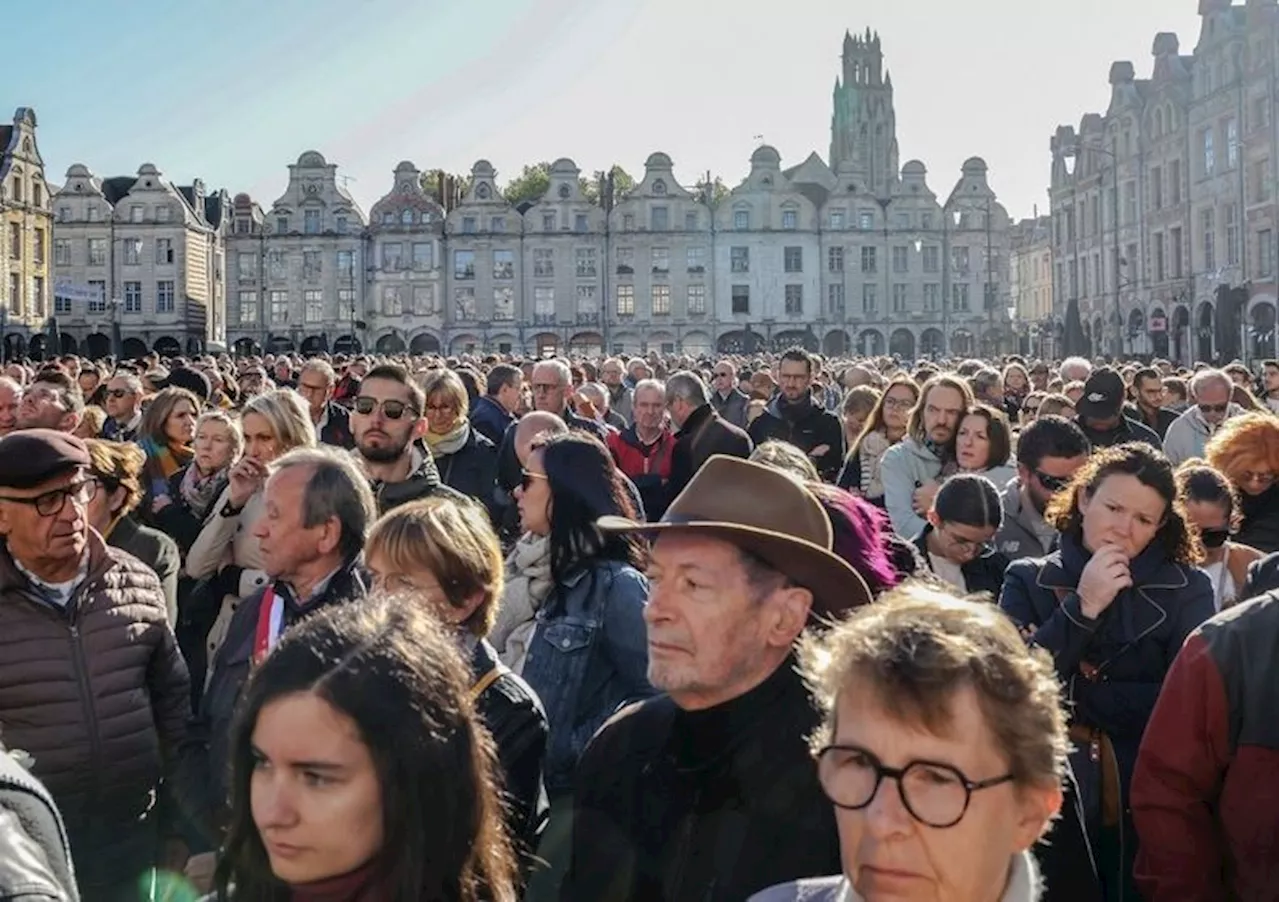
[880,436,945,538]
[996,476,1057,561]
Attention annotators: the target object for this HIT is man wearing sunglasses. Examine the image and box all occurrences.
[1163,368,1242,467]
[101,372,144,441]
[349,363,465,514]
[0,429,193,900]
[995,416,1090,560]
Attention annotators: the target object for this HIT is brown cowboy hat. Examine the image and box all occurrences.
[598,455,872,617]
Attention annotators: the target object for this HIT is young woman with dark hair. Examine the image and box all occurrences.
[212,594,518,902]
[1176,463,1264,611]
[915,473,1010,597]
[1000,442,1215,901]
[512,431,653,900]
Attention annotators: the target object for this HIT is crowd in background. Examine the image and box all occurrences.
[0,342,1275,902]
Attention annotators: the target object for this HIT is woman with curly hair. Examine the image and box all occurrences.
[1000,442,1215,901]
[1205,412,1279,553]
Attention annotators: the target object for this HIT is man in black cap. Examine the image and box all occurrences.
[560,457,872,902]
[0,429,193,900]
[1075,367,1160,450]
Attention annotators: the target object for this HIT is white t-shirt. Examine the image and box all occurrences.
[928,552,968,593]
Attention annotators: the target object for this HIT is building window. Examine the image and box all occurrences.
[156,280,175,313]
[123,239,141,265]
[1154,233,1166,282]
[335,216,348,234]
[861,284,877,313]
[686,246,706,272]
[1202,128,1214,176]
[462,217,477,234]
[542,213,556,232]
[531,248,553,278]
[493,249,514,280]
[1226,118,1239,168]
[892,245,908,274]
[490,216,505,233]
[1171,226,1183,278]
[923,283,940,311]
[828,246,844,272]
[303,250,322,280]
[651,207,669,231]
[576,285,597,315]
[269,290,289,322]
[1124,181,1137,225]
[576,248,597,277]
[54,239,70,266]
[1170,159,1182,204]
[731,284,750,314]
[87,205,102,223]
[951,283,970,312]
[950,246,970,274]
[302,289,324,323]
[269,251,287,280]
[414,285,436,315]
[304,209,321,234]
[276,216,289,234]
[829,209,845,230]
[412,242,433,270]
[574,213,589,233]
[730,246,749,273]
[337,288,355,315]
[622,213,635,231]
[892,283,908,312]
[651,247,670,273]
[733,210,749,231]
[782,210,798,230]
[54,293,72,315]
[1201,209,1215,270]
[382,286,402,316]
[616,285,635,316]
[616,246,634,274]
[687,284,707,315]
[454,250,475,280]
[1253,159,1273,203]
[382,243,403,271]
[455,288,476,320]
[31,229,44,265]
[784,284,803,315]
[239,291,258,324]
[784,246,802,273]
[1258,230,1275,278]
[124,281,142,313]
[922,245,939,273]
[1226,203,1239,266]
[827,284,845,314]
[685,211,698,231]
[1151,166,1163,210]
[533,287,555,318]
[400,209,414,226]
[493,286,514,320]
[88,281,106,314]
[57,206,69,222]
[652,284,671,315]
[858,210,874,230]
[129,205,143,223]
[860,246,877,273]
[336,250,354,279]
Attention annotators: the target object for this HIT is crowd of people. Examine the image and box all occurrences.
[0,343,1275,902]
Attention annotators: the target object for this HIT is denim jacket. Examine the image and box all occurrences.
[520,558,653,793]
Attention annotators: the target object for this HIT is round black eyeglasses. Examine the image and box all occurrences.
[816,744,1015,829]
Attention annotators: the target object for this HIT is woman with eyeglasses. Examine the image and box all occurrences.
[1000,442,1215,901]
[915,474,1010,598]
[510,431,652,901]
[956,404,1016,489]
[186,390,317,665]
[415,368,499,519]
[1018,392,1045,425]
[1175,463,1263,611]
[1205,412,1279,554]
[838,376,920,504]
[750,582,1087,902]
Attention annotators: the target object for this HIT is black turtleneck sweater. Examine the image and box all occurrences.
[562,658,839,902]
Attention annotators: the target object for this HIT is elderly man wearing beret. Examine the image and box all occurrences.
[0,429,193,901]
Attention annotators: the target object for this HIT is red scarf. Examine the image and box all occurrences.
[289,859,386,902]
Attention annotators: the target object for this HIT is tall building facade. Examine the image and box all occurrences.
[0,108,54,358]
[47,163,228,358]
[1048,0,1278,365]
[1009,216,1054,358]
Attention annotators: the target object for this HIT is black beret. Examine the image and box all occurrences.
[0,429,90,490]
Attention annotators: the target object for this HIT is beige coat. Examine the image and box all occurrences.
[183,485,271,668]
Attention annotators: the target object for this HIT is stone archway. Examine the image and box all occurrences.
[85,333,111,360]
[773,329,817,353]
[409,333,441,355]
[1251,301,1277,360]
[682,331,712,356]
[823,329,849,356]
[951,328,974,357]
[920,328,943,358]
[1092,316,1104,358]
[450,333,481,355]
[233,337,260,357]
[1171,306,1190,365]
[1196,302,1214,363]
[856,329,884,357]
[3,333,27,361]
[60,333,78,355]
[122,337,149,359]
[332,335,361,355]
[1148,307,1169,359]
[716,330,763,355]
[530,332,560,357]
[982,329,1003,358]
[300,335,326,355]
[153,335,182,358]
[375,333,406,354]
[1126,309,1146,357]
[889,328,915,360]
[569,331,604,357]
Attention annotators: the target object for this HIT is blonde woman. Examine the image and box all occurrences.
[417,368,499,513]
[185,389,315,664]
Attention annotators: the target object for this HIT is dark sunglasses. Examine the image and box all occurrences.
[105,388,133,399]
[1199,527,1232,548]
[1197,402,1229,415]
[353,396,418,419]
[520,469,548,491]
[1033,469,1070,492]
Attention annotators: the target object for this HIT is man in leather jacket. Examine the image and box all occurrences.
[0,742,79,901]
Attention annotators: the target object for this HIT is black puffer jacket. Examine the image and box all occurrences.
[0,534,192,895]
[432,426,500,519]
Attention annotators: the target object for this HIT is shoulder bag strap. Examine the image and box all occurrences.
[469,666,504,702]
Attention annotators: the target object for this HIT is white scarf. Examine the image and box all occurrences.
[490,533,554,674]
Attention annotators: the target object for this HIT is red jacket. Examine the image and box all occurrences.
[607,426,674,483]
[1131,592,1278,902]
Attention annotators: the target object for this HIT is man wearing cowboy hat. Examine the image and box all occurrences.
[561,455,871,902]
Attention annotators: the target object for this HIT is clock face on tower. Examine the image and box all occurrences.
[558,184,571,199]
[477,183,491,199]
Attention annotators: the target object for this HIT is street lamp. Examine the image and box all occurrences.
[1061,140,1123,361]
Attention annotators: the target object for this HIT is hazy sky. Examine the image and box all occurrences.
[12,0,1204,222]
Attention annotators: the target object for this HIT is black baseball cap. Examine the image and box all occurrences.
[1078,368,1125,419]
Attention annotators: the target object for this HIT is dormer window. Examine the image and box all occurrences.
[277,216,289,234]
[558,184,571,200]
[734,210,750,231]
[543,213,556,231]
[383,212,395,225]
[401,209,414,225]
[781,210,797,230]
